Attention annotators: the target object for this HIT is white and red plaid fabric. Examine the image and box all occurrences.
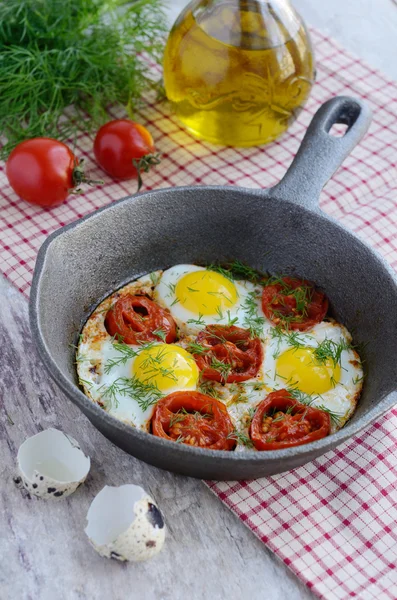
[1,28,396,600]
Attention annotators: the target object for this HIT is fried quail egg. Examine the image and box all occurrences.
[263,321,364,431]
[154,264,270,336]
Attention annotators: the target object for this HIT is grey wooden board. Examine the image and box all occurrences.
[0,274,313,600]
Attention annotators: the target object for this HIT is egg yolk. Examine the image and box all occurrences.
[132,344,199,392]
[276,347,341,395]
[175,270,238,316]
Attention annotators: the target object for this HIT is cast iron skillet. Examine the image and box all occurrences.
[30,97,397,480]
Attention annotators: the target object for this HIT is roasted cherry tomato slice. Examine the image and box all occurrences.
[249,390,330,451]
[262,277,328,331]
[151,391,235,450]
[192,325,263,384]
[105,295,176,344]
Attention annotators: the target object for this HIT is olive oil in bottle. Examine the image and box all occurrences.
[163,0,315,147]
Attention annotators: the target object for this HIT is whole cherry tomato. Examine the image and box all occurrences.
[93,119,160,189]
[6,138,90,208]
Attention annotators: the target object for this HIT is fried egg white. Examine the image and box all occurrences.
[154,264,270,337]
[262,321,364,432]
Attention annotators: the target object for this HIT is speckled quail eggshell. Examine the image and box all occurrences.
[17,428,90,499]
[85,484,166,562]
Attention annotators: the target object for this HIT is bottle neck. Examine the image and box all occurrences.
[193,0,301,50]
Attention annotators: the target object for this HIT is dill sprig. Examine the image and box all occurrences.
[242,291,266,339]
[98,376,163,412]
[287,388,343,427]
[207,260,266,284]
[313,338,351,367]
[227,429,254,448]
[210,356,232,382]
[187,314,206,327]
[104,341,155,374]
[198,380,222,399]
[0,0,167,157]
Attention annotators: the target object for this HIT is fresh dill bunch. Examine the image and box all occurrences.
[0,0,167,158]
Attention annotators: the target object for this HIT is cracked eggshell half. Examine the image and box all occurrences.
[85,484,166,562]
[17,428,91,499]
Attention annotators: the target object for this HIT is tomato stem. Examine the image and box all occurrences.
[72,158,103,193]
[133,152,161,192]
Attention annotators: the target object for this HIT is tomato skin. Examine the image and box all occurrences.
[6,138,77,207]
[105,295,176,344]
[193,325,263,383]
[262,277,328,331]
[249,390,330,451]
[94,119,155,180]
[151,391,235,451]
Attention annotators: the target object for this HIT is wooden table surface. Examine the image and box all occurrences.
[1,2,396,599]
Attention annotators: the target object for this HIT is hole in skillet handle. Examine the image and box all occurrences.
[329,123,349,137]
[326,101,361,137]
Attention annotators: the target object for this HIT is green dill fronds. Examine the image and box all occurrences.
[206,260,266,284]
[153,328,167,342]
[198,380,222,399]
[187,341,208,355]
[99,375,163,412]
[0,0,168,157]
[242,291,266,339]
[313,338,350,367]
[149,272,161,287]
[187,314,206,327]
[210,356,232,382]
[227,429,254,448]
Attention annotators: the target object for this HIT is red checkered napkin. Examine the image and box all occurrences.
[1,28,396,599]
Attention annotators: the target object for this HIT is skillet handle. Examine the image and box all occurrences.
[271,96,372,211]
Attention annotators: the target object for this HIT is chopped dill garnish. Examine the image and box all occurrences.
[187,314,206,327]
[352,374,364,385]
[270,326,306,358]
[98,376,163,412]
[215,306,224,321]
[242,291,266,339]
[78,377,93,389]
[187,342,208,355]
[103,342,155,374]
[286,388,343,427]
[227,429,254,448]
[206,260,266,284]
[75,352,88,364]
[169,408,212,429]
[153,328,167,342]
[149,272,161,287]
[206,264,234,281]
[226,310,239,327]
[166,282,177,295]
[313,338,351,367]
[198,380,222,399]
[210,356,232,382]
